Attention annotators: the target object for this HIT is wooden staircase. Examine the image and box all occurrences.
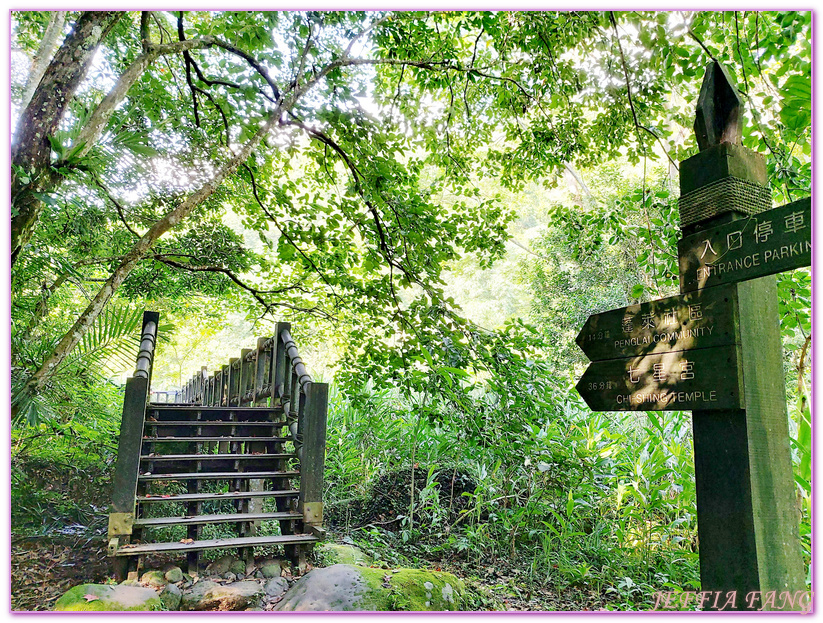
[107,313,328,580]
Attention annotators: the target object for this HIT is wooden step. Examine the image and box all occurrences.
[141,453,295,461]
[137,489,298,503]
[138,470,299,481]
[114,533,318,556]
[134,511,301,528]
[143,436,290,443]
[148,402,192,407]
[148,406,283,414]
[145,420,286,427]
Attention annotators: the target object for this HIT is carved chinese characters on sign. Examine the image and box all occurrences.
[576,345,743,412]
[679,198,811,292]
[575,286,737,362]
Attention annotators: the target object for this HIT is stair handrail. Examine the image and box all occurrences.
[108,310,160,555]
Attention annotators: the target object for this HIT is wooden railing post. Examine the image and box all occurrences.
[299,382,328,530]
[238,349,252,406]
[108,311,159,579]
[272,322,291,405]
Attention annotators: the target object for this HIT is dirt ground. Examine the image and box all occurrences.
[11,536,112,611]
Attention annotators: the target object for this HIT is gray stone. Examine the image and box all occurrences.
[159,583,182,611]
[181,580,264,611]
[264,576,290,598]
[260,559,282,578]
[205,555,237,577]
[163,565,184,584]
[224,572,236,583]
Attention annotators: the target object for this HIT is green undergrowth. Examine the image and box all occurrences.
[323,385,802,610]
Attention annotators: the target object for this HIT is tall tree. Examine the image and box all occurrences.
[10,10,810,402]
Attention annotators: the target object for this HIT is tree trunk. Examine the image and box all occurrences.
[19,11,67,111]
[11,10,123,266]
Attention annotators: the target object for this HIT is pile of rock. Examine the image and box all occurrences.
[53,555,293,612]
[53,544,467,611]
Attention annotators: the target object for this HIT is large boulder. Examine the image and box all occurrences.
[180,579,264,611]
[317,543,373,566]
[54,584,163,611]
[274,564,465,611]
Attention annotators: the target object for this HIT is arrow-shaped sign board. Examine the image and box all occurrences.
[678,197,810,292]
[575,344,743,412]
[576,285,738,362]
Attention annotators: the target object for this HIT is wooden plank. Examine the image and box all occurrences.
[137,489,299,503]
[575,344,743,411]
[299,382,328,527]
[134,511,301,528]
[576,285,738,361]
[144,436,290,443]
[238,348,253,406]
[138,471,299,481]
[679,197,810,292]
[145,420,286,427]
[148,406,282,414]
[140,453,295,461]
[114,533,319,556]
[253,337,269,407]
[110,376,150,514]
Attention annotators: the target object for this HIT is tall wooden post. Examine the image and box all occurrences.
[248,338,269,533]
[299,381,328,530]
[108,311,159,580]
[679,62,804,610]
[272,323,296,547]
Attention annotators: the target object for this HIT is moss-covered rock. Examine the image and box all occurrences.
[274,564,465,611]
[318,543,373,566]
[260,558,282,578]
[229,560,246,576]
[164,565,184,583]
[54,584,163,611]
[180,580,264,611]
[159,583,182,610]
[140,569,167,588]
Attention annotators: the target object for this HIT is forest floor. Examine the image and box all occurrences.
[11,536,111,611]
[11,462,616,611]
[9,534,609,612]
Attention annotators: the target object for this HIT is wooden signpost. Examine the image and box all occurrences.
[576,285,738,362]
[679,197,811,292]
[575,61,808,610]
[576,345,742,412]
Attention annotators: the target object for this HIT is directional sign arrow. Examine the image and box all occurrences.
[679,197,810,292]
[575,344,743,412]
[576,285,738,362]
